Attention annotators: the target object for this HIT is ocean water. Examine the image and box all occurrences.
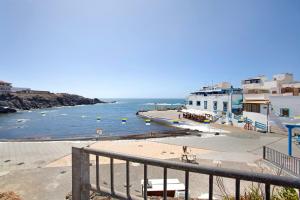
[0,99,184,140]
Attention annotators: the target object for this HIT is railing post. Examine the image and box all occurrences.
[263,146,266,159]
[72,147,90,200]
[144,164,148,200]
[235,179,240,200]
[126,161,131,199]
[163,168,167,200]
[265,184,270,200]
[209,175,213,200]
[185,171,189,200]
[110,158,114,195]
[96,156,100,191]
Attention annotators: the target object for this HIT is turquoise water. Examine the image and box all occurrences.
[0,99,184,140]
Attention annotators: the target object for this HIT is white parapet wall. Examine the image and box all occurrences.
[243,111,268,125]
[270,96,300,117]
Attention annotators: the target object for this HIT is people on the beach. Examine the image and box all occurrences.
[183,146,187,154]
[182,112,208,122]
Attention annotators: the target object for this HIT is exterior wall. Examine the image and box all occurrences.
[215,82,231,89]
[186,93,242,114]
[270,96,300,117]
[187,94,230,114]
[243,93,270,101]
[273,73,293,83]
[243,111,268,125]
[242,83,263,91]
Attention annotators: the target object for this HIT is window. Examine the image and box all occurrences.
[196,101,201,106]
[244,103,260,113]
[213,101,217,111]
[223,102,228,112]
[188,101,193,105]
[280,108,290,117]
[204,101,207,109]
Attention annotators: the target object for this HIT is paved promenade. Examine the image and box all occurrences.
[0,141,94,172]
[1,123,300,199]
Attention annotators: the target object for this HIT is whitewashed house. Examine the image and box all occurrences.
[186,82,243,122]
[241,73,300,132]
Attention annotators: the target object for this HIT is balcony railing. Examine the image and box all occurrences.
[263,146,300,177]
[72,147,300,200]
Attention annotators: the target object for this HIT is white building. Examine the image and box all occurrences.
[186,82,243,120]
[0,80,12,94]
[241,73,300,132]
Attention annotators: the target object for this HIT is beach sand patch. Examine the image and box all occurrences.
[46,140,213,168]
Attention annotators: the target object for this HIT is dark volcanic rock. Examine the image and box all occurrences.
[0,93,106,111]
[0,106,17,113]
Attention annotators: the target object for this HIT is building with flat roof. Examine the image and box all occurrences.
[186,82,243,122]
[0,80,12,94]
[241,73,300,132]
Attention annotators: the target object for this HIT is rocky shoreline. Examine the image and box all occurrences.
[0,93,108,113]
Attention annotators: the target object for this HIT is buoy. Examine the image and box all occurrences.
[173,120,179,124]
[204,120,210,124]
[121,118,127,124]
[145,119,151,126]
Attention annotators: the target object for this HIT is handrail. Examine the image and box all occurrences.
[83,147,300,188]
[72,147,300,200]
[264,146,300,177]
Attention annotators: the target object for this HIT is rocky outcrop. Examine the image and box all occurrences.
[0,106,17,113]
[0,93,106,112]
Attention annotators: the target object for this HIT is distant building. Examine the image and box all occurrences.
[11,87,31,93]
[0,80,12,94]
[241,73,300,132]
[0,81,51,95]
[186,82,243,120]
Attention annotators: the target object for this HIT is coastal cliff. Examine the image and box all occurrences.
[0,93,105,113]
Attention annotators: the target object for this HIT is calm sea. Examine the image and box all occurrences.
[0,99,184,140]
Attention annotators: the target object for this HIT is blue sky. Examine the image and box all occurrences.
[0,0,300,98]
